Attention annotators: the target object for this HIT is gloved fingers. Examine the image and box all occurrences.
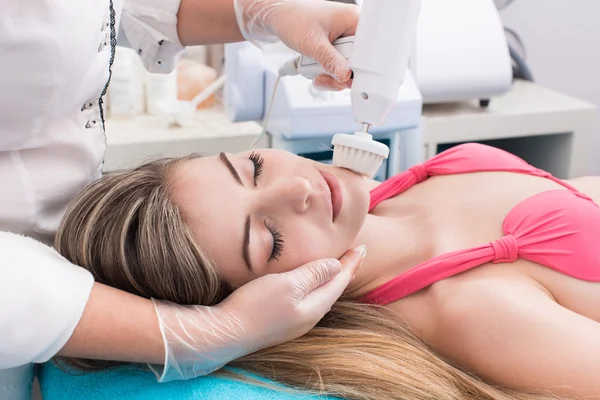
[312,75,352,91]
[286,257,342,304]
[310,36,353,82]
[298,245,366,314]
[311,3,359,80]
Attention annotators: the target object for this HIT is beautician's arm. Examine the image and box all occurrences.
[60,246,365,382]
[0,230,363,382]
[57,283,164,364]
[123,0,356,87]
[176,0,244,45]
[0,231,164,368]
[431,278,600,398]
[175,0,358,89]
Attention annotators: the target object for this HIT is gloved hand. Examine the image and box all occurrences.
[149,246,366,382]
[233,0,359,91]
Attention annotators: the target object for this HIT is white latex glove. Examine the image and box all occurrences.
[233,0,359,91]
[149,246,366,382]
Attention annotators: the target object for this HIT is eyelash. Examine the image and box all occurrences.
[248,151,264,184]
[248,152,283,261]
[266,222,284,262]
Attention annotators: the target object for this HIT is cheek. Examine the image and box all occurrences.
[214,260,248,287]
[271,151,315,172]
[272,223,348,274]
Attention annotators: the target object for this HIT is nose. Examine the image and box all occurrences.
[263,176,312,214]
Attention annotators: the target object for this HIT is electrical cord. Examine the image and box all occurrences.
[250,75,282,149]
[495,0,518,11]
[249,57,298,149]
[496,1,534,82]
[504,27,527,60]
[509,43,534,82]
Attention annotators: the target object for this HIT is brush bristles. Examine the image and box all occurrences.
[332,145,385,178]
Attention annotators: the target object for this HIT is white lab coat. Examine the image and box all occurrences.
[0,0,184,398]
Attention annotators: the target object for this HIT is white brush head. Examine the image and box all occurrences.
[331,132,390,178]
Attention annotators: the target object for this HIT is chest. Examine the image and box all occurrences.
[374,172,600,328]
[374,171,569,254]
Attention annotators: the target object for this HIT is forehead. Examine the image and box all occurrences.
[170,156,247,282]
[171,156,236,232]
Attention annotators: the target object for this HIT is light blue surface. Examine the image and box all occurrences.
[39,362,339,400]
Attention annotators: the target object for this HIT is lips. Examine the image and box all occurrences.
[320,170,343,222]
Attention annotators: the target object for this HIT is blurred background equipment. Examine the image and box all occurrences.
[102,0,597,181]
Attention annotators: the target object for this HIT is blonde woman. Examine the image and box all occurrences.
[42,143,600,400]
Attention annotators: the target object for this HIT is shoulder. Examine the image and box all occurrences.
[427,271,541,328]
[421,270,600,397]
[422,270,552,385]
[425,263,545,326]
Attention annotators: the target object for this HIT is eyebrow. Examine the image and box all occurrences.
[219,152,242,185]
[243,217,252,272]
[219,152,253,271]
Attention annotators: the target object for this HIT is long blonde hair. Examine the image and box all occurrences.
[54,156,562,400]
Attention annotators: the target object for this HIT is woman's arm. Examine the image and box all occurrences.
[0,228,363,381]
[62,247,365,382]
[124,0,357,88]
[0,232,96,368]
[0,231,164,367]
[431,277,600,398]
[176,0,359,89]
[57,282,165,364]
[119,0,243,74]
[176,0,244,45]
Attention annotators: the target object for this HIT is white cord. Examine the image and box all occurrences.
[250,57,299,149]
[250,74,281,149]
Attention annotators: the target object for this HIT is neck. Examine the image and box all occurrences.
[346,190,434,299]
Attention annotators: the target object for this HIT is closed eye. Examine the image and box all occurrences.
[266,222,284,261]
[249,152,264,185]
[246,152,284,262]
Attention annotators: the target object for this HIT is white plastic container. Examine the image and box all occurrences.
[146,68,178,116]
[108,47,146,117]
[182,45,207,64]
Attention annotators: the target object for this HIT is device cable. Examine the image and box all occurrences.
[250,57,300,149]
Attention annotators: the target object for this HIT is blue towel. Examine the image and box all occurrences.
[38,362,339,400]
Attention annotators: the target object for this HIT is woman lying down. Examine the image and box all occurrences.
[47,143,600,400]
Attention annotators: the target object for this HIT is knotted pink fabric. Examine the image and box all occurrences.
[491,235,519,264]
[409,164,428,184]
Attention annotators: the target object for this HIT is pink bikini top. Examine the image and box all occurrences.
[362,143,600,305]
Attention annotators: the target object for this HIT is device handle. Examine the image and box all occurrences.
[296,36,355,79]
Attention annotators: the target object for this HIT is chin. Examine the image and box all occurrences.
[336,167,370,229]
[340,169,370,206]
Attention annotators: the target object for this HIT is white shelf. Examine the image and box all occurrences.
[103,105,264,172]
[421,80,597,178]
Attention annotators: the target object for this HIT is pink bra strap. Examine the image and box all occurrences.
[361,236,519,305]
